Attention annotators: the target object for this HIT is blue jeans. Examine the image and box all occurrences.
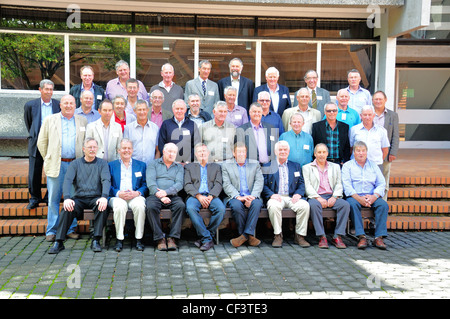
[46,161,77,236]
[186,196,225,244]
[226,198,262,237]
[347,196,389,238]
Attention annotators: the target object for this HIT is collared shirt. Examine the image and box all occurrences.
[295,107,317,134]
[269,85,280,113]
[198,163,209,194]
[125,100,137,117]
[117,158,133,196]
[225,105,249,127]
[187,110,206,128]
[41,99,53,126]
[148,157,183,196]
[105,77,149,101]
[347,86,371,114]
[334,106,361,128]
[150,108,163,128]
[231,76,240,105]
[325,121,340,160]
[201,119,236,162]
[75,107,101,124]
[174,116,185,129]
[124,120,159,166]
[311,160,333,195]
[349,123,390,165]
[102,122,110,160]
[278,160,289,196]
[342,158,385,197]
[159,80,173,93]
[251,122,269,164]
[237,161,250,196]
[279,130,314,167]
[373,108,387,128]
[262,110,284,135]
[61,114,76,159]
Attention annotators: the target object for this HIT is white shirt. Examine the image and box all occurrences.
[349,123,390,165]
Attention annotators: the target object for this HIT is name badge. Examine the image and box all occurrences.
[135,172,142,177]
[208,91,215,96]
[317,96,323,101]
[113,133,120,138]
[183,130,190,136]
[97,95,103,100]
[222,137,228,142]
[235,114,242,120]
[270,135,275,141]
[294,171,300,177]
[341,113,347,121]
[79,126,86,132]
[282,94,288,99]
[303,144,309,150]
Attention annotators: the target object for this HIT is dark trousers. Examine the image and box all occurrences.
[56,197,108,241]
[227,198,263,237]
[145,195,185,241]
[28,152,46,203]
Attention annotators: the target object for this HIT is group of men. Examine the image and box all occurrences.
[23,57,399,254]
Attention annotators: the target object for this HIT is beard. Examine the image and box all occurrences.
[231,71,240,78]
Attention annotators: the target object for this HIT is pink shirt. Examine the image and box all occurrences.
[150,109,163,128]
[311,160,333,195]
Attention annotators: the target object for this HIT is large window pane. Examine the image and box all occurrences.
[1,33,65,90]
[69,36,130,90]
[199,40,256,83]
[260,42,317,93]
[136,38,195,89]
[321,43,376,94]
[258,18,314,38]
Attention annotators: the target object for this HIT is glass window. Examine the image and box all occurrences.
[69,36,130,90]
[197,16,255,37]
[258,18,314,38]
[0,33,65,90]
[136,38,195,89]
[260,42,317,93]
[199,40,256,83]
[135,13,195,35]
[316,19,373,39]
[320,43,376,94]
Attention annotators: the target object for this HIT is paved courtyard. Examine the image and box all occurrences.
[0,231,449,301]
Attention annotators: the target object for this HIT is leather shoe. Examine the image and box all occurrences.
[294,234,311,248]
[332,236,347,249]
[357,236,368,250]
[66,232,80,240]
[157,238,167,251]
[45,234,56,242]
[248,235,261,247]
[167,237,177,251]
[200,240,214,251]
[272,233,283,248]
[48,241,65,254]
[194,239,202,248]
[318,236,329,249]
[26,201,39,210]
[136,240,145,251]
[373,237,387,250]
[91,239,102,252]
[230,234,247,248]
[114,240,123,252]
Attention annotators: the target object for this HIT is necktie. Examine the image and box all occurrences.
[202,80,206,96]
[311,89,317,109]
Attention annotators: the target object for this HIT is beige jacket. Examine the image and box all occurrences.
[37,113,87,178]
[86,118,123,162]
[302,161,343,199]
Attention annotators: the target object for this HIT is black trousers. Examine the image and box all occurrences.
[145,195,185,241]
[56,197,108,241]
[28,152,46,203]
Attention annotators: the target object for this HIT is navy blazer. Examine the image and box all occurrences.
[262,160,305,202]
[69,83,105,110]
[24,98,60,157]
[252,84,292,117]
[218,76,254,112]
[108,158,149,198]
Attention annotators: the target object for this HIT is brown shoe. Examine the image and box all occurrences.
[167,237,178,251]
[294,234,310,248]
[373,237,387,250]
[230,234,247,248]
[66,232,80,240]
[272,233,283,248]
[248,235,261,247]
[157,238,167,251]
[357,236,368,250]
[45,235,56,242]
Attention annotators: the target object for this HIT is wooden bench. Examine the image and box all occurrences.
[84,207,375,244]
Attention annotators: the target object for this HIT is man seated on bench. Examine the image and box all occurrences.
[262,140,310,248]
[342,140,389,250]
[48,138,111,254]
[222,142,264,248]
[146,143,185,251]
[184,143,225,251]
[108,138,148,252]
[302,143,350,249]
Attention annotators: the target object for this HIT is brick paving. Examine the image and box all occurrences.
[0,232,449,300]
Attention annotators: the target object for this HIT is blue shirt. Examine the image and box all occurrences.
[323,107,361,129]
[237,161,250,196]
[347,86,371,114]
[279,130,314,167]
[41,100,53,126]
[262,110,284,135]
[61,114,76,159]
[75,107,101,123]
[341,158,385,198]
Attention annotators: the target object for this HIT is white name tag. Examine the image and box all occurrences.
[294,171,300,177]
[317,96,323,101]
[208,91,215,96]
[113,133,120,137]
[341,113,347,121]
[135,172,142,177]
[183,130,190,135]
[222,137,228,142]
[282,94,288,99]
[270,135,275,141]
[235,114,242,120]
[97,95,103,100]
[303,144,310,150]
[79,126,86,132]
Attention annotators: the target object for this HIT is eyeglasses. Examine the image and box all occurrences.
[258,99,270,103]
[326,109,338,113]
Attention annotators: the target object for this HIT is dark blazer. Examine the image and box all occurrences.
[235,121,278,164]
[108,158,148,198]
[311,119,351,163]
[69,83,105,110]
[383,109,400,159]
[252,84,292,117]
[218,76,254,112]
[24,98,60,157]
[262,160,305,202]
[183,162,223,198]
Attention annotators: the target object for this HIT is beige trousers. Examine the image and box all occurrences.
[266,195,310,236]
[109,196,146,240]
